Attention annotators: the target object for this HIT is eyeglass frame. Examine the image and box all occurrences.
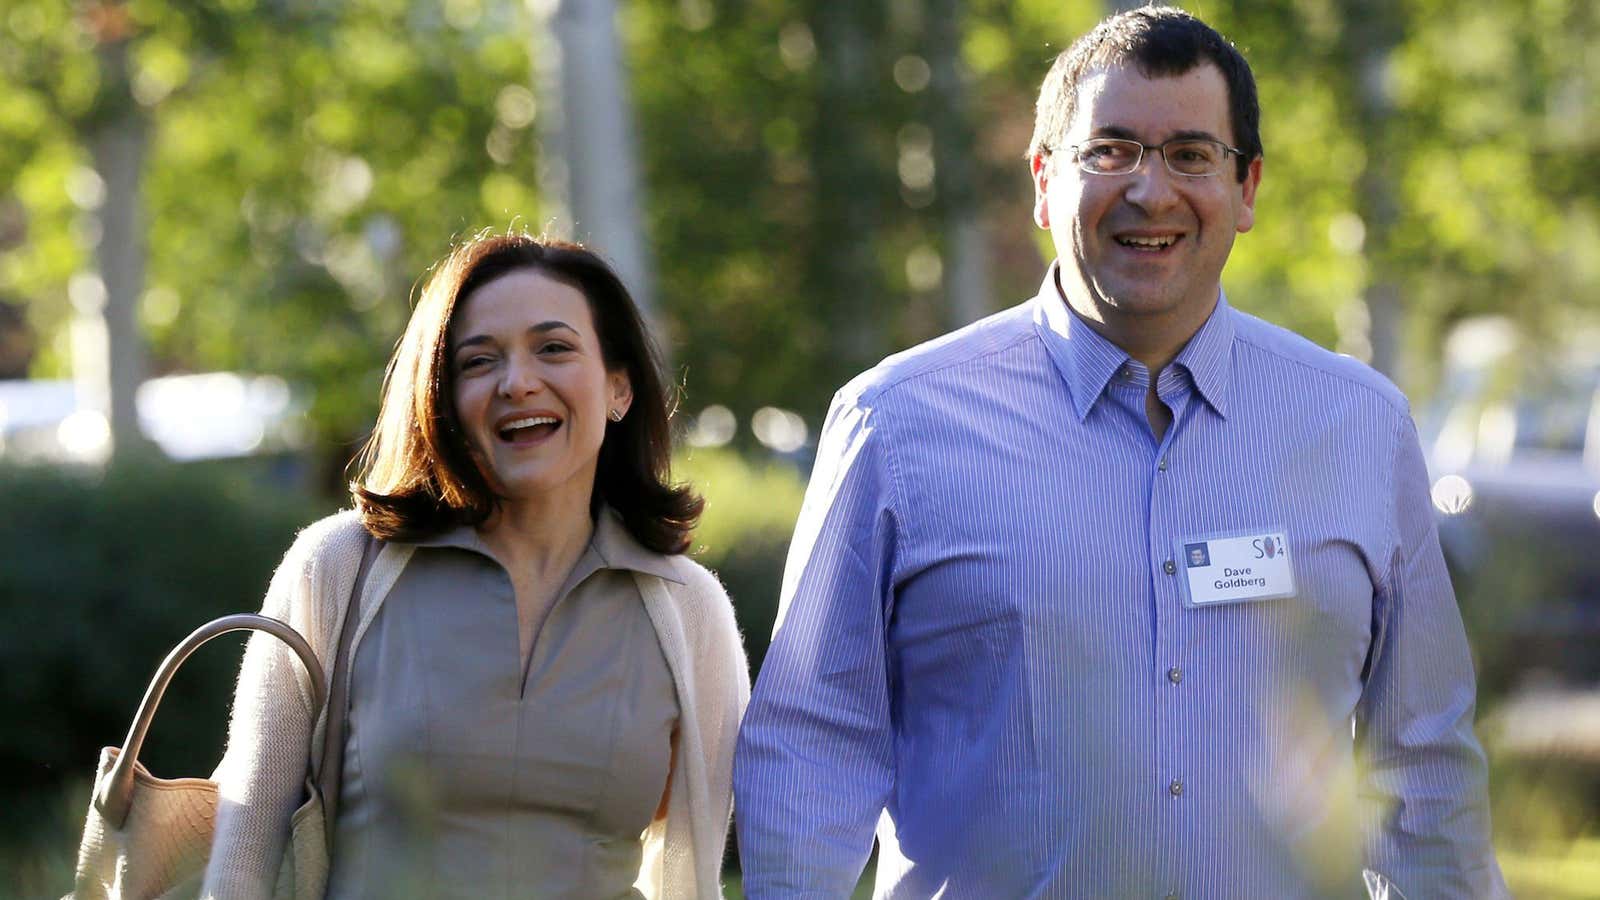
[1049,137,1247,178]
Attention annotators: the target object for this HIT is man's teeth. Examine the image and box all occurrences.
[1119,235,1177,249]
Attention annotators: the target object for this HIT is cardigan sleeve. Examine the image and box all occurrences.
[202,512,365,900]
[645,560,750,900]
[688,562,751,833]
[689,563,751,897]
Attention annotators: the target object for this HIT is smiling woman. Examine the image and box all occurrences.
[354,234,699,552]
[448,270,630,525]
[202,232,749,900]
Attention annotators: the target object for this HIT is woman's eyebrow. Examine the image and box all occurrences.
[527,320,578,335]
[452,321,579,354]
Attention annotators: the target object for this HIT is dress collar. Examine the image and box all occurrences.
[409,505,684,584]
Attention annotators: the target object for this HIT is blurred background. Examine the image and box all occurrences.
[2,0,1597,895]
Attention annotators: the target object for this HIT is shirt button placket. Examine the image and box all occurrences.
[1150,437,1183,884]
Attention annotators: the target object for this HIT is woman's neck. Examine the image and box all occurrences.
[477,492,596,583]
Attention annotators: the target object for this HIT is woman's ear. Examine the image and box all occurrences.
[608,370,634,420]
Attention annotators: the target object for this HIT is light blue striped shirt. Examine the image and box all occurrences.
[733,269,1505,899]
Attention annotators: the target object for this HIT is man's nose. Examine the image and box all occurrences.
[1122,151,1181,211]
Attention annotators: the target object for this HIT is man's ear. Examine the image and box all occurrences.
[1030,153,1052,229]
[1236,155,1263,234]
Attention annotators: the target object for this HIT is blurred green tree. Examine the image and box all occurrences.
[1,0,542,473]
[0,0,1596,460]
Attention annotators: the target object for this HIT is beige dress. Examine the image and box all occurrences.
[323,513,681,900]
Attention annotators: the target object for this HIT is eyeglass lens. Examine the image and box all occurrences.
[1077,139,1227,176]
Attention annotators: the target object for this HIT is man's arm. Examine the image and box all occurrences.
[734,389,899,897]
[1356,414,1508,898]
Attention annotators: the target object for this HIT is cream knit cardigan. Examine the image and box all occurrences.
[201,511,749,899]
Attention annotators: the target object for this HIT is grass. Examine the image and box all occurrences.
[16,712,1599,899]
[1498,839,1600,899]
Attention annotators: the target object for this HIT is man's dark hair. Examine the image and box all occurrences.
[1028,5,1261,182]
[352,231,703,554]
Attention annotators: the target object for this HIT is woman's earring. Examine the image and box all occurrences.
[608,409,624,422]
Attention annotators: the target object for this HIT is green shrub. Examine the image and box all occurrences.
[0,459,328,838]
[675,447,806,676]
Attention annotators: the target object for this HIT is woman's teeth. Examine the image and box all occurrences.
[499,416,559,440]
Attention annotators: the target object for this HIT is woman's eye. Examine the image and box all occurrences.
[459,354,494,372]
[540,341,575,355]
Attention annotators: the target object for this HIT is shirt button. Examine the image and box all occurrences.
[1167,667,1183,685]
[1162,559,1176,575]
[1169,779,1184,797]
[1158,456,1168,471]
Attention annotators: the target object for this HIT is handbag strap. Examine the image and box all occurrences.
[96,614,325,828]
[316,531,379,846]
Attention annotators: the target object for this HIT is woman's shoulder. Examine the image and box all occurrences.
[280,509,371,575]
[651,555,745,648]
[655,554,728,604]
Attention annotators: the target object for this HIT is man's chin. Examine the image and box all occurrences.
[1086,285,1187,319]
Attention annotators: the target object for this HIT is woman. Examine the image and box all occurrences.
[204,233,748,899]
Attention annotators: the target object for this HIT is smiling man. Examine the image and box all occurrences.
[733,7,1506,899]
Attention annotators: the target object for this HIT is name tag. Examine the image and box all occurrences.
[1177,529,1295,608]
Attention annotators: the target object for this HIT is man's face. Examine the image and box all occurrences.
[1032,62,1261,332]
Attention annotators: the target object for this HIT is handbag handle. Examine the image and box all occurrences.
[95,613,326,828]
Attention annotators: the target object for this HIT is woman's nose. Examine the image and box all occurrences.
[498,357,544,398]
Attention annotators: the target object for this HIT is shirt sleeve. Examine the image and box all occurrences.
[1356,413,1509,898]
[734,387,899,897]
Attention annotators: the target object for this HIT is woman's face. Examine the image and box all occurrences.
[448,268,631,511]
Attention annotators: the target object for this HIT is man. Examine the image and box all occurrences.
[733,7,1506,899]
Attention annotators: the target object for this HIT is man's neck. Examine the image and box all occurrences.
[1057,279,1218,380]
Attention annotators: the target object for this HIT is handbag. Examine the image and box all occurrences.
[67,613,331,900]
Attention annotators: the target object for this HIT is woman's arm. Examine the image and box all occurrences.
[201,513,364,899]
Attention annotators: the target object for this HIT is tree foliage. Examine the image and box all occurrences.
[1,0,1597,455]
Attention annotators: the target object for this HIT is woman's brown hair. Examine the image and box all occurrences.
[351,231,702,554]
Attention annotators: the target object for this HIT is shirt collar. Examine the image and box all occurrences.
[409,506,684,584]
[1170,287,1235,418]
[1032,262,1235,420]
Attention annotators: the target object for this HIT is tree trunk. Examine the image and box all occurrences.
[926,0,991,328]
[1344,2,1405,380]
[84,26,152,460]
[528,0,658,330]
[809,1,884,380]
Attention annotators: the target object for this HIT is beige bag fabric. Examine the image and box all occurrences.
[68,614,329,900]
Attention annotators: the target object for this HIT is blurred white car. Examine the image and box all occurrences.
[1421,319,1600,691]
[0,373,306,464]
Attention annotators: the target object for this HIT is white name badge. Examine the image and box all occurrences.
[1177,529,1296,608]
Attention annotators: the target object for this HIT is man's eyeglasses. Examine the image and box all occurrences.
[1060,138,1244,178]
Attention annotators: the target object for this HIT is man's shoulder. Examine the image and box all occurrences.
[839,300,1038,407]
[1230,308,1410,419]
